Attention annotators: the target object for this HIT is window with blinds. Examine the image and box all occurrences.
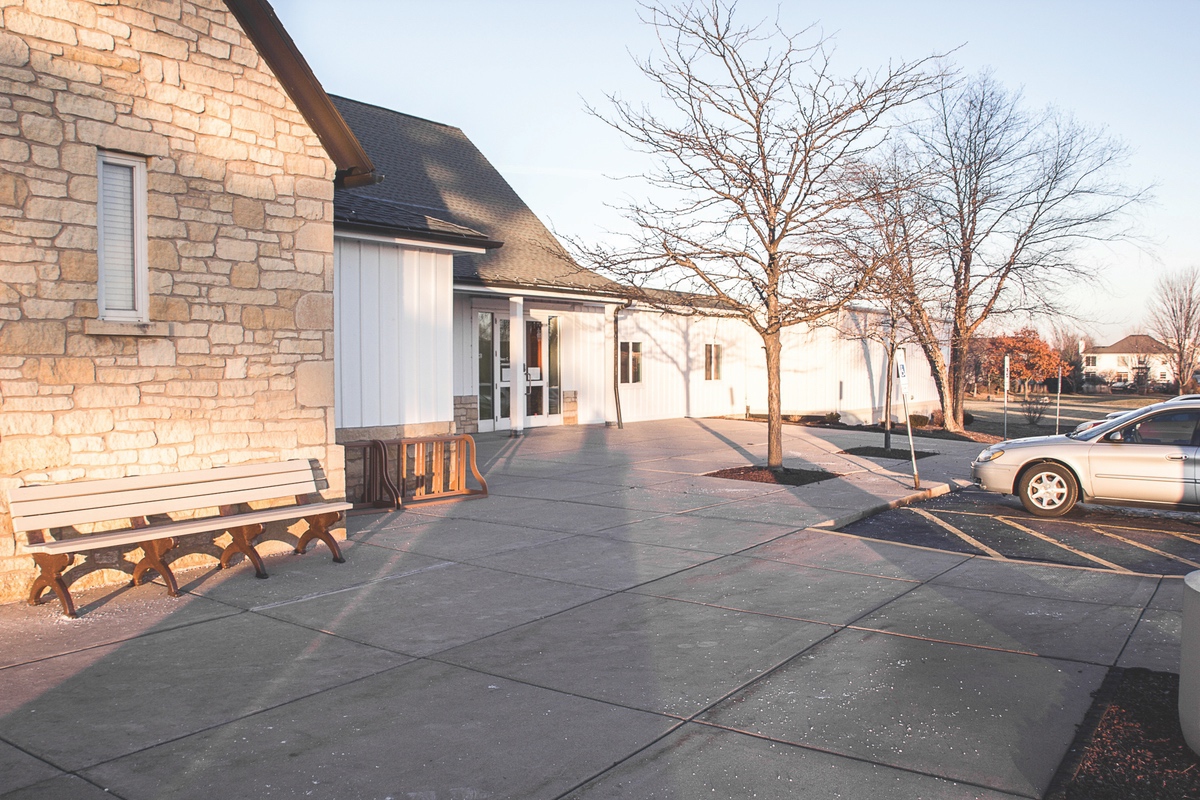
[97,152,147,320]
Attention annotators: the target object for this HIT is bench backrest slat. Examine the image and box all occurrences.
[8,460,325,533]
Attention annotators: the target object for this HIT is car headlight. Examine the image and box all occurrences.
[975,448,1005,463]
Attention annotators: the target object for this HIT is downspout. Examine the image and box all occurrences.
[613,300,633,429]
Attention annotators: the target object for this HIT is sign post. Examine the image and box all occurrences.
[1055,363,1063,435]
[1003,355,1010,440]
[896,348,920,490]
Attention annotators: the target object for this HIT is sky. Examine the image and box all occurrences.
[271,0,1200,345]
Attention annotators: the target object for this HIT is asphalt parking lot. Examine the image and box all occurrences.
[842,487,1200,575]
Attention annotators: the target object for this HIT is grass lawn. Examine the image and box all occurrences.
[963,392,1174,442]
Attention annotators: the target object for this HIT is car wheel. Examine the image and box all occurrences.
[1018,463,1078,517]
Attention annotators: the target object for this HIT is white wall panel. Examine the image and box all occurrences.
[334,238,453,429]
[564,305,608,425]
[452,294,474,396]
[438,292,944,429]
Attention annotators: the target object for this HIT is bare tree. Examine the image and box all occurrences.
[837,306,921,450]
[1147,267,1200,393]
[897,73,1142,431]
[1046,322,1092,392]
[839,146,952,439]
[579,1,937,468]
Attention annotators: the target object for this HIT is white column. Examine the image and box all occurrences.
[603,303,618,424]
[509,295,525,436]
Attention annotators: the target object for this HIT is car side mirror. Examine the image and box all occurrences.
[1107,430,1124,443]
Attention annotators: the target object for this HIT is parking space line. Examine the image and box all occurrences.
[938,508,1200,541]
[905,507,1006,558]
[1087,521,1200,546]
[1078,524,1200,569]
[996,517,1131,572]
[937,507,1200,552]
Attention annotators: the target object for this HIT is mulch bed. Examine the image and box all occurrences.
[1047,668,1200,800]
[705,466,839,486]
[839,446,937,460]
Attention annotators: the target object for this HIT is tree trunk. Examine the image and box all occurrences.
[915,334,960,434]
[764,330,783,469]
[947,336,968,433]
[884,343,894,451]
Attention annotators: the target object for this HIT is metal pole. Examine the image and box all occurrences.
[1003,355,1010,440]
[1055,363,1062,435]
[896,348,919,490]
[900,385,919,490]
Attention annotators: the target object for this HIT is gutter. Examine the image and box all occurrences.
[334,221,503,251]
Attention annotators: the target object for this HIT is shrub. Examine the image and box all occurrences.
[908,414,929,428]
[963,411,974,425]
[930,410,944,427]
[823,411,841,424]
[1022,394,1050,424]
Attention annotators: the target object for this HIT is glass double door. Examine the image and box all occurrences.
[478,310,561,431]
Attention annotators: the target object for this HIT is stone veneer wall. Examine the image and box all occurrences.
[562,390,578,425]
[453,394,478,434]
[0,0,344,604]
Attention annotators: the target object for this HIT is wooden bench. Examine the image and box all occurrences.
[8,459,352,618]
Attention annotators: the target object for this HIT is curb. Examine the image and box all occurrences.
[812,481,956,531]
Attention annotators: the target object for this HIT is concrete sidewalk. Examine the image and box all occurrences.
[0,419,1181,799]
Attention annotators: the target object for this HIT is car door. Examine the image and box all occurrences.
[1087,410,1200,506]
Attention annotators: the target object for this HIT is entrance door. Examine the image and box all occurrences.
[524,313,563,428]
[477,310,562,431]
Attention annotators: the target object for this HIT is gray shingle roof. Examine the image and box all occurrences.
[330,95,622,295]
[333,192,497,247]
[1091,334,1171,355]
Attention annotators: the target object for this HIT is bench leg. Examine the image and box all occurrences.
[221,523,268,579]
[28,553,76,618]
[295,511,345,563]
[131,538,179,597]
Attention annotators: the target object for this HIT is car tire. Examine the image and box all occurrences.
[1018,462,1079,517]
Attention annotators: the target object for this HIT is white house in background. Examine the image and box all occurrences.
[1082,335,1176,386]
[327,97,942,441]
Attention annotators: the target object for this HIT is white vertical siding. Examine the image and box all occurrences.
[334,238,453,429]
[452,294,475,397]
[565,305,608,424]
[615,307,943,425]
[441,293,944,429]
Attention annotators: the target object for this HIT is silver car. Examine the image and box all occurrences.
[973,399,1200,517]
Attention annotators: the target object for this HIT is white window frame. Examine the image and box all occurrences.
[96,151,149,321]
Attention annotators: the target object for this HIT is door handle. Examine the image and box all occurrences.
[1167,454,1188,461]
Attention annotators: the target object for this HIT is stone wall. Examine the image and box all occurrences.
[0,0,344,604]
[453,394,478,434]
[562,390,578,425]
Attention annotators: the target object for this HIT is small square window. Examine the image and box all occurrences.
[97,151,148,321]
[620,341,642,384]
[705,343,722,381]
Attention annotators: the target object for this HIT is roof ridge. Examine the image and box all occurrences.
[327,94,462,132]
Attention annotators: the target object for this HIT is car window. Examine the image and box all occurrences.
[1122,411,1200,446]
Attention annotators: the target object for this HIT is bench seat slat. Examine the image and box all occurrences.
[21,501,353,555]
[9,460,317,504]
[10,475,323,532]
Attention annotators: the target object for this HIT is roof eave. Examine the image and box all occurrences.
[453,275,625,299]
[334,220,503,250]
[224,0,377,188]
